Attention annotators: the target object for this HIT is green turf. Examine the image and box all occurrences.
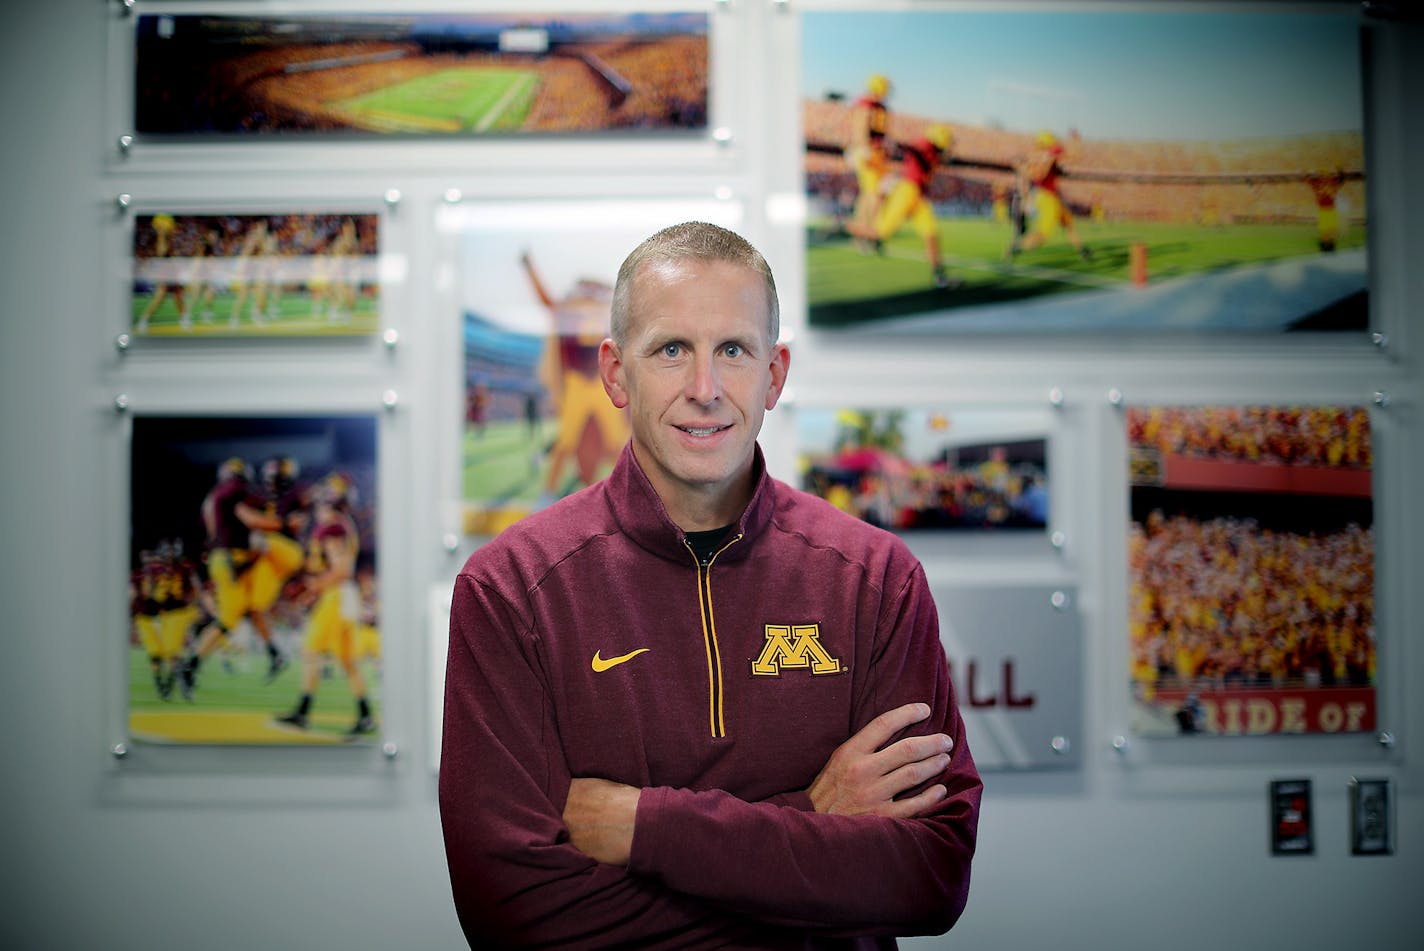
[807,216,1365,327]
[331,68,538,133]
[463,418,590,503]
[131,289,379,336]
[128,644,379,745]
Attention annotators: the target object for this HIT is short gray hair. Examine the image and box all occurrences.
[609,222,779,346]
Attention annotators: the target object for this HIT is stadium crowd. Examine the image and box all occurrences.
[1127,405,1371,469]
[134,213,377,262]
[1129,511,1374,692]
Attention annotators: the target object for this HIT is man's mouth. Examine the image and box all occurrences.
[678,425,729,437]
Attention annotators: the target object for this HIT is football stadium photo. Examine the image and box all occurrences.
[802,9,1367,333]
[135,12,708,136]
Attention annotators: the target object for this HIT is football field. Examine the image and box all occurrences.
[330,67,539,133]
[132,288,379,336]
[128,646,379,745]
[462,416,619,535]
[807,217,1364,329]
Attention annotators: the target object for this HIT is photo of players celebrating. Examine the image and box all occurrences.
[448,199,737,536]
[797,407,1050,533]
[134,13,707,137]
[131,212,380,337]
[1126,405,1375,737]
[128,415,380,745]
[802,9,1367,333]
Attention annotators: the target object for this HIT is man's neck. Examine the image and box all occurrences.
[669,488,748,533]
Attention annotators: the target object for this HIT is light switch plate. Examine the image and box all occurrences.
[1350,778,1393,855]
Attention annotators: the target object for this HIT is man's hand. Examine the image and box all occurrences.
[808,702,953,818]
[563,777,640,867]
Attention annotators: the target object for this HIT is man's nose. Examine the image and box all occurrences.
[685,353,721,404]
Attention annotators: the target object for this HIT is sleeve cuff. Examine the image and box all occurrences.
[628,785,668,877]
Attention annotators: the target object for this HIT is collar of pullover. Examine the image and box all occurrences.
[608,443,775,566]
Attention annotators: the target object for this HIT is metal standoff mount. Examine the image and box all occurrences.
[117,134,133,155]
[1377,731,1396,750]
[113,393,130,412]
[382,328,399,349]
[383,742,399,760]
[1048,386,1065,407]
[1049,590,1070,611]
[1111,735,1130,754]
[1106,387,1124,407]
[111,742,128,759]
[1050,735,1071,755]
[384,188,401,207]
[382,389,399,410]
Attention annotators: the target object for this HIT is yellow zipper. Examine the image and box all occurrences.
[687,533,743,739]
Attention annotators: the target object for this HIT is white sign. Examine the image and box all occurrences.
[936,583,1082,770]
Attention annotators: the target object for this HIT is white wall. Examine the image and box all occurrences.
[1,2,1419,950]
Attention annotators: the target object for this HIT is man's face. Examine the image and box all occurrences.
[599,258,789,529]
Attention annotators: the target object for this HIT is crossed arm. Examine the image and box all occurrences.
[564,702,955,866]
[441,568,980,947]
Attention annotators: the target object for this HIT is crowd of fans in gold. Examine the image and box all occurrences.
[1128,405,1371,469]
[1127,405,1374,696]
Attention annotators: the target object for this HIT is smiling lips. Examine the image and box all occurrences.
[678,424,730,437]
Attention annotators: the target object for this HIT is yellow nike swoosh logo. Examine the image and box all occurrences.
[591,648,650,672]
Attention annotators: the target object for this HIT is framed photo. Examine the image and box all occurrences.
[801,7,1367,334]
[1270,779,1314,855]
[128,414,380,746]
[1126,405,1376,737]
[442,197,741,536]
[796,406,1050,533]
[133,12,709,138]
[130,210,381,338]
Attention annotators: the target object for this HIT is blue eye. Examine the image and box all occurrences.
[660,343,681,358]
[723,344,743,358]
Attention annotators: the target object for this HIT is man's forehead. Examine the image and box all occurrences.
[632,259,767,312]
[634,255,756,286]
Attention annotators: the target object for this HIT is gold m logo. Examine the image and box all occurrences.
[751,624,842,676]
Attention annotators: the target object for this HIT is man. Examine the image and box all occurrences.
[243,455,311,655]
[440,222,980,949]
[1304,168,1346,252]
[177,457,287,697]
[521,250,630,498]
[1005,130,1092,262]
[275,473,376,737]
[845,73,893,252]
[847,124,957,289]
[135,213,186,332]
[132,544,195,700]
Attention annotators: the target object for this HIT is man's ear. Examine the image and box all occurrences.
[599,338,629,409]
[764,342,791,411]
